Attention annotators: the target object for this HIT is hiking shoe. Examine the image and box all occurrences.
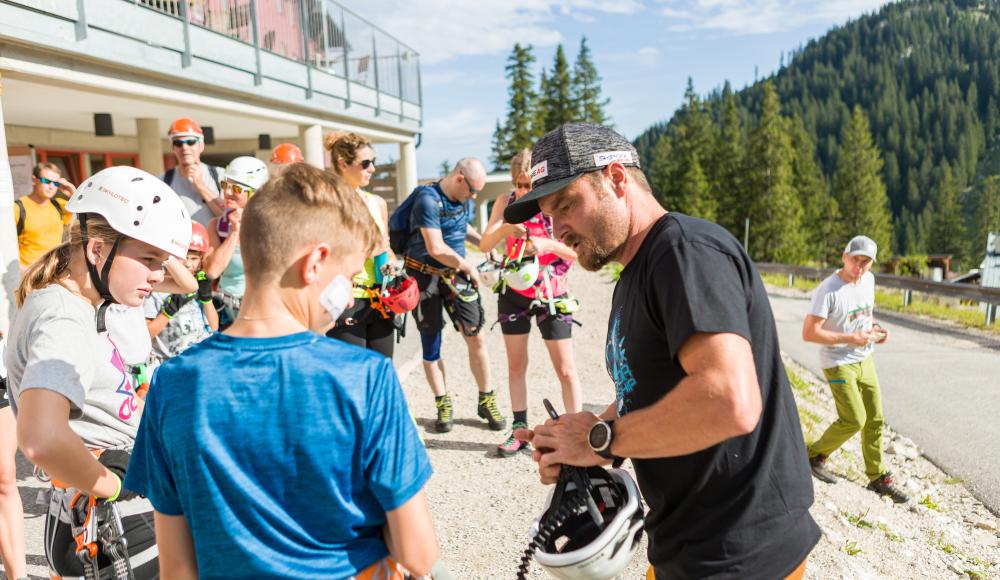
[477,392,506,431]
[497,423,530,457]
[867,472,910,503]
[809,455,838,484]
[435,395,453,433]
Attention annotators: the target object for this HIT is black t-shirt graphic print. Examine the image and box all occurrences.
[606,213,820,579]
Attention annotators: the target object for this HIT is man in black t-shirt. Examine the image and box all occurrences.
[508,123,820,579]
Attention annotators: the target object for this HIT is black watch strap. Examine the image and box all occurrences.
[591,419,623,464]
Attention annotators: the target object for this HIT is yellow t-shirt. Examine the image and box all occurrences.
[14,195,71,267]
[352,191,387,297]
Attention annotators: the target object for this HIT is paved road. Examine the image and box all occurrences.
[768,292,1000,515]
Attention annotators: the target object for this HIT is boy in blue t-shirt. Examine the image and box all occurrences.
[126,164,441,579]
[402,158,506,436]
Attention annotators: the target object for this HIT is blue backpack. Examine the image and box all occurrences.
[388,184,443,255]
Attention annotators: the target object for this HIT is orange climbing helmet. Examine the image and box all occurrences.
[270,143,305,165]
[168,117,203,139]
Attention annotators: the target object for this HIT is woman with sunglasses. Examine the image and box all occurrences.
[324,131,398,358]
[479,149,583,457]
[6,166,191,579]
[203,156,269,327]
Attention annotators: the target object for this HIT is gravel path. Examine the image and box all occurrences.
[5,263,998,579]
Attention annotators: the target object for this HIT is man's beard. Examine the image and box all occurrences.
[568,215,628,272]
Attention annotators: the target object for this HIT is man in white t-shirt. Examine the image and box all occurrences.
[161,117,224,225]
[801,235,908,503]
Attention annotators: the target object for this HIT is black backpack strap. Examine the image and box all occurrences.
[163,168,175,187]
[208,165,220,190]
[50,197,64,218]
[15,199,25,236]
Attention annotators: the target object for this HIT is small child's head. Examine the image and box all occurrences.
[240,164,380,331]
[187,221,211,273]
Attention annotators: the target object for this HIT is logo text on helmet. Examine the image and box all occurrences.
[99,185,130,204]
[593,151,633,167]
[530,160,548,185]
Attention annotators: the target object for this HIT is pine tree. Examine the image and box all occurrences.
[491,43,539,170]
[710,83,746,237]
[744,82,806,263]
[929,163,966,267]
[538,45,577,133]
[665,80,716,220]
[571,37,610,125]
[789,115,839,265]
[832,106,894,259]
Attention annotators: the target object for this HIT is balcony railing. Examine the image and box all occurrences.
[131,0,421,105]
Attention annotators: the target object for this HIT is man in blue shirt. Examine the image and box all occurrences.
[125,164,441,580]
[404,158,505,434]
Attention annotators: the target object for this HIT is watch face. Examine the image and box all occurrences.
[589,422,610,449]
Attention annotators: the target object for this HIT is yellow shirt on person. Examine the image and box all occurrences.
[13,195,71,267]
[352,190,387,299]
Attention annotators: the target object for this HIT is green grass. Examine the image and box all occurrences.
[943,476,964,485]
[920,495,943,512]
[600,262,624,283]
[843,540,863,556]
[877,522,904,543]
[843,510,875,529]
[761,273,1000,334]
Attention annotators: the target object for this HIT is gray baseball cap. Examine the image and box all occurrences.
[504,123,641,224]
[845,235,878,261]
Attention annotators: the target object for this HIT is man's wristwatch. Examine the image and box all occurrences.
[588,420,624,467]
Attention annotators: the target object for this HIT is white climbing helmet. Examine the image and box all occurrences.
[224,156,269,190]
[503,256,540,291]
[531,468,645,580]
[67,166,191,259]
[477,259,502,289]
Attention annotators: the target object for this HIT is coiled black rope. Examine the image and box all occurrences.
[516,492,590,580]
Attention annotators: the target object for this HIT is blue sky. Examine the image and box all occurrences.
[343,0,892,178]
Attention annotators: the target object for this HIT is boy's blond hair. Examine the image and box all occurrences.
[241,164,379,284]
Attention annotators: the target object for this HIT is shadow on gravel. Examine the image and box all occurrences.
[19,486,47,517]
[415,417,500,433]
[422,438,502,458]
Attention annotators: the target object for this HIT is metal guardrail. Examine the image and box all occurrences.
[757,263,1000,325]
[132,0,421,105]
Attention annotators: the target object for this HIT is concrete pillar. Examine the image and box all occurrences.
[0,73,21,333]
[136,118,164,176]
[397,141,417,205]
[301,124,324,169]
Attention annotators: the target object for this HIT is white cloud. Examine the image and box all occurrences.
[657,0,891,35]
[341,0,644,64]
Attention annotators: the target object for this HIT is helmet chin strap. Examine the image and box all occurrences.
[80,214,123,333]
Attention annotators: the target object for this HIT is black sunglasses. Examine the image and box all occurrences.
[359,158,376,170]
[172,138,200,148]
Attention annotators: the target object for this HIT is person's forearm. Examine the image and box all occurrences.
[204,236,238,279]
[479,226,506,253]
[427,246,464,270]
[204,302,219,331]
[18,417,118,497]
[803,326,853,345]
[158,258,198,294]
[147,315,169,338]
[613,373,758,459]
[465,226,482,246]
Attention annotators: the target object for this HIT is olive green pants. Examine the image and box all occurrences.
[807,355,886,481]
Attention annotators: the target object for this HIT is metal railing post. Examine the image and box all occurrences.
[341,6,351,109]
[179,0,192,67]
[300,0,314,99]
[987,303,997,326]
[75,0,88,41]
[787,273,794,288]
[395,43,404,121]
[903,289,913,308]
[416,54,423,124]
[250,0,262,85]
[372,33,381,116]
